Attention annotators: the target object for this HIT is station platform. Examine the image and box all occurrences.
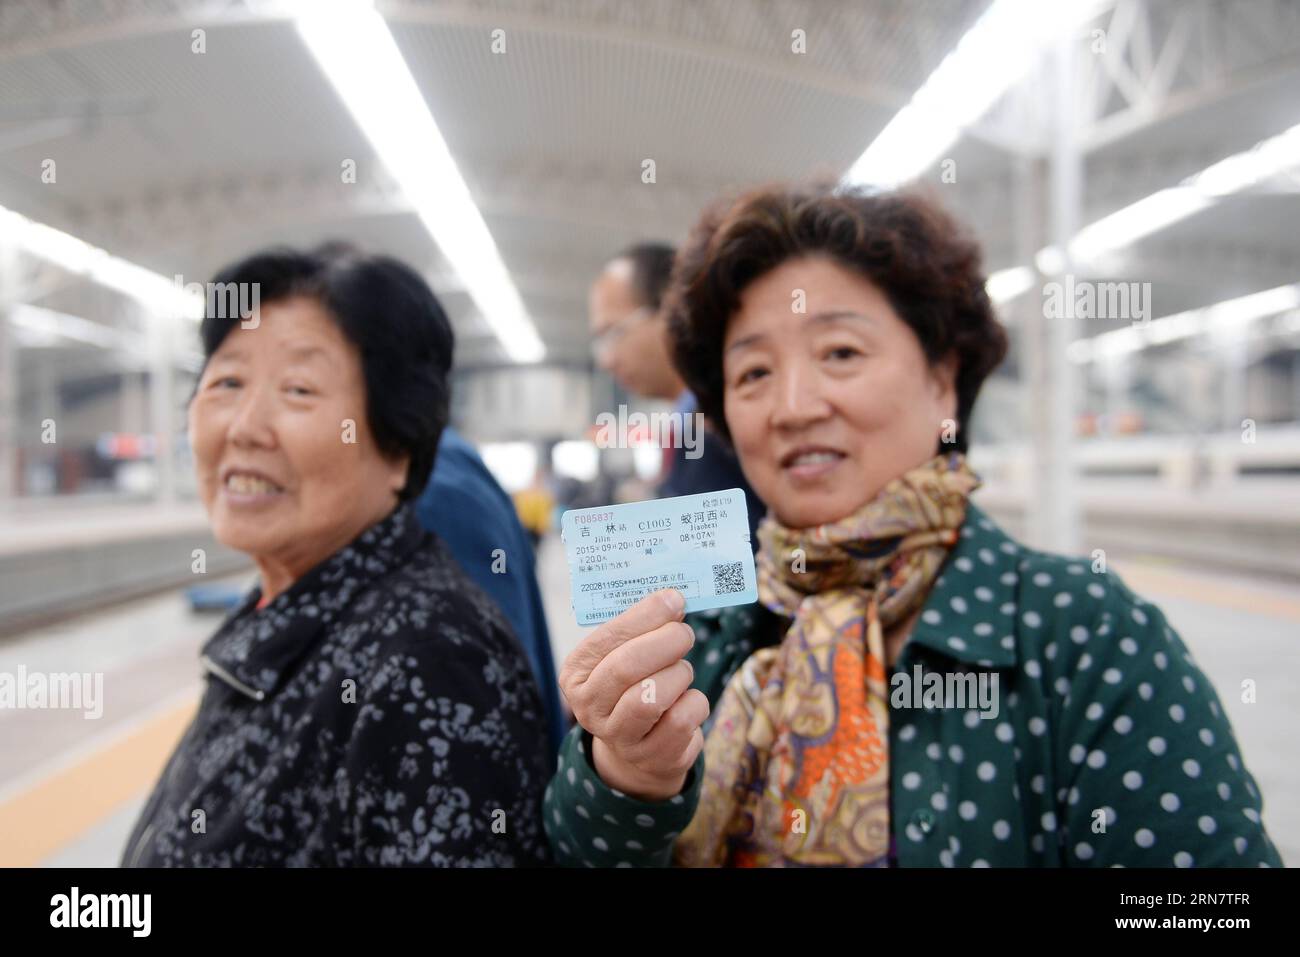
[0,532,1296,867]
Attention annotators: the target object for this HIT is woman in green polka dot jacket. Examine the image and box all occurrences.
[545,182,1282,868]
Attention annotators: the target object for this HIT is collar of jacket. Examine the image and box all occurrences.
[898,499,1022,671]
[200,502,427,701]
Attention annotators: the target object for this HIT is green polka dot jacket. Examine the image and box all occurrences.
[543,501,1283,868]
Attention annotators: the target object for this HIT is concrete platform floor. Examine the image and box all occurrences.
[1,538,1295,867]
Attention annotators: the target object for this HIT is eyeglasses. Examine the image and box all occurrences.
[591,305,656,356]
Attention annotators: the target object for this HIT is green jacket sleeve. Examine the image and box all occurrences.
[542,606,763,866]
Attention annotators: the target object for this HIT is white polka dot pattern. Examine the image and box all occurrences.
[542,503,1282,869]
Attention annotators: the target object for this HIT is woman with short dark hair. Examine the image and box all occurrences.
[123,245,551,867]
[544,182,1282,868]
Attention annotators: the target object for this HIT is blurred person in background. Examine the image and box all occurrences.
[123,245,551,867]
[417,429,567,755]
[546,183,1282,868]
[513,465,556,550]
[590,242,765,545]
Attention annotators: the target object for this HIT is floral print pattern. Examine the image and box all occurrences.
[122,504,552,867]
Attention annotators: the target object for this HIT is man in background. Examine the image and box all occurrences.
[589,243,765,545]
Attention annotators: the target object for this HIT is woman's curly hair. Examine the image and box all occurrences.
[665,181,1008,454]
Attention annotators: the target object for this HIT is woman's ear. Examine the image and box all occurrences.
[390,453,411,496]
[931,350,960,419]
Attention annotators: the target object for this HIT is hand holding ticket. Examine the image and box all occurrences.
[557,588,709,801]
[560,488,758,626]
[556,491,755,799]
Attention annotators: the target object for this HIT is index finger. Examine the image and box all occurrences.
[562,588,686,687]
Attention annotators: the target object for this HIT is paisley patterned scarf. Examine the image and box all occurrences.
[673,451,981,867]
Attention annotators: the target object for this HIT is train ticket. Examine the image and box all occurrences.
[560,488,758,627]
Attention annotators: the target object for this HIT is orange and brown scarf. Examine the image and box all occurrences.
[673,451,981,867]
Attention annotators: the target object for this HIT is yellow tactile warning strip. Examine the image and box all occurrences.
[0,694,198,867]
[1115,562,1300,624]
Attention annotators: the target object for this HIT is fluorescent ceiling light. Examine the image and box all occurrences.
[986,266,1036,305]
[295,0,544,362]
[0,204,202,320]
[843,0,1107,188]
[1034,246,1066,276]
[10,303,132,350]
[1195,121,1300,196]
[1203,283,1300,328]
[848,1,1298,316]
[1058,121,1300,267]
[1067,283,1300,363]
[1001,119,1300,310]
[7,302,206,369]
[1068,189,1212,264]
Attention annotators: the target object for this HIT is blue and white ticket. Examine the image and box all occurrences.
[560,488,758,627]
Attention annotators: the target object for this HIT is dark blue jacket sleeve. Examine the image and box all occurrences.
[415,429,568,756]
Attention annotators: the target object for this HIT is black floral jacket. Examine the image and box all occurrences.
[122,504,553,867]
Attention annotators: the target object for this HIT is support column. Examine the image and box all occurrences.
[1031,33,1084,553]
[149,309,177,505]
[0,244,18,508]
